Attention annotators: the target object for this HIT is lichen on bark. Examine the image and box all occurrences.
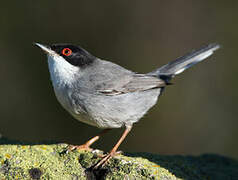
[0,137,237,179]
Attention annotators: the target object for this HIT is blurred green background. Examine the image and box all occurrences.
[0,1,237,159]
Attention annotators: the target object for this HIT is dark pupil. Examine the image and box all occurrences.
[65,49,69,54]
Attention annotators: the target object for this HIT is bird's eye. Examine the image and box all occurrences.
[62,48,72,56]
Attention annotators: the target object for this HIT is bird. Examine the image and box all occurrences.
[35,42,220,168]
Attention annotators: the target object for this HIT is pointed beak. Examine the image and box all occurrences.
[35,43,56,56]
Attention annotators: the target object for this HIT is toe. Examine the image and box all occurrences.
[68,144,93,152]
[94,150,121,169]
[94,154,111,169]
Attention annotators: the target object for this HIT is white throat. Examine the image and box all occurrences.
[47,55,79,88]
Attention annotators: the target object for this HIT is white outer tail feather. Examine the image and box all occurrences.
[150,43,220,77]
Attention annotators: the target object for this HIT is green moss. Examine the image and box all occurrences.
[0,137,238,179]
[0,144,87,179]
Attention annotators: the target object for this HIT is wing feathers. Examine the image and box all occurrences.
[98,74,165,95]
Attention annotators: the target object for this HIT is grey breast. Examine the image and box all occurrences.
[68,59,165,128]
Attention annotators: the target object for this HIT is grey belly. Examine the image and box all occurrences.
[68,88,161,129]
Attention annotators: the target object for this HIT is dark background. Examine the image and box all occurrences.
[0,1,237,159]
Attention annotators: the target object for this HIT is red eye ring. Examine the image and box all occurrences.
[62,48,72,56]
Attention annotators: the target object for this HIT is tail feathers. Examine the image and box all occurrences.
[149,43,220,80]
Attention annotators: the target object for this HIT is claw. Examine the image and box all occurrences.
[93,126,132,169]
[93,151,122,169]
[93,153,113,169]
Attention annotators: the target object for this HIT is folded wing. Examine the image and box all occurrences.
[98,74,166,95]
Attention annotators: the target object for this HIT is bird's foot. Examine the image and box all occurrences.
[93,150,122,169]
[67,144,93,152]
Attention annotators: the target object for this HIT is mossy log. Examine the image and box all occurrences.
[0,137,237,179]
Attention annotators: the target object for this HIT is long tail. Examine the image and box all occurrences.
[149,43,220,81]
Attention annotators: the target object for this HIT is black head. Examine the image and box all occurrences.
[50,44,96,67]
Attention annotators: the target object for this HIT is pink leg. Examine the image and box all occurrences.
[69,129,110,151]
[94,125,132,168]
